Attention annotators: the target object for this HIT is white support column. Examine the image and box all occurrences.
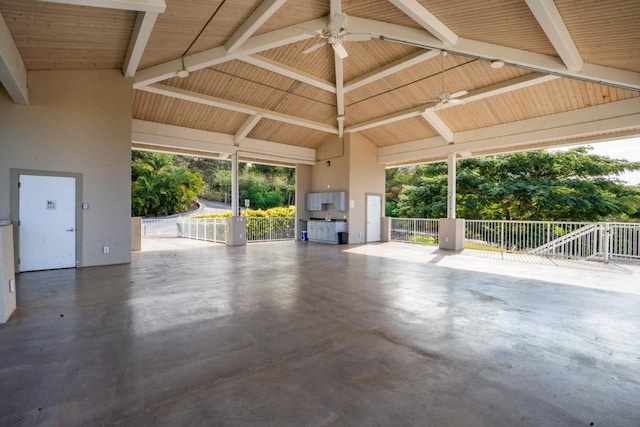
[231,151,239,216]
[447,152,456,219]
[439,152,464,250]
[226,151,246,246]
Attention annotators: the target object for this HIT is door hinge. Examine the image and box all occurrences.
[18,182,21,188]
[18,258,20,265]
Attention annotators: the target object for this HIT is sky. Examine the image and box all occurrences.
[553,136,640,186]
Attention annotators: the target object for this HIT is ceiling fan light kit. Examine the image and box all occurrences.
[490,60,505,69]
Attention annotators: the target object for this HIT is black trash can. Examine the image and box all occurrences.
[338,232,348,244]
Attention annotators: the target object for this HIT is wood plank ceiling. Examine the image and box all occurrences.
[1,0,639,165]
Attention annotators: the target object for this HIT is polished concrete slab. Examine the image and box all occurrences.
[1,241,639,426]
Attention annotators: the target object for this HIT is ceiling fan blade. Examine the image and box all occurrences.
[330,12,346,32]
[344,33,371,42]
[332,42,348,59]
[447,98,466,104]
[450,90,468,99]
[303,41,326,55]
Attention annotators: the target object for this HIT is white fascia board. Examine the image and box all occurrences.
[525,0,583,72]
[379,97,640,164]
[239,55,336,93]
[39,0,166,13]
[0,11,28,104]
[234,114,264,145]
[224,0,287,53]
[348,73,555,133]
[421,110,453,142]
[388,0,458,45]
[134,17,325,87]
[344,49,440,93]
[139,84,338,134]
[122,11,159,77]
[132,119,316,164]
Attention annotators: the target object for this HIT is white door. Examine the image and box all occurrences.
[19,175,77,272]
[366,195,381,242]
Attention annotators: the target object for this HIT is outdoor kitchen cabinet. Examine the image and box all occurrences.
[305,191,347,211]
[307,220,347,244]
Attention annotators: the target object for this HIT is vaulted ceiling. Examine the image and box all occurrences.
[1,0,639,166]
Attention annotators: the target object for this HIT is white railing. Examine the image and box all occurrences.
[142,218,181,237]
[142,216,297,244]
[176,217,227,243]
[389,218,640,262]
[390,218,439,245]
[245,217,296,242]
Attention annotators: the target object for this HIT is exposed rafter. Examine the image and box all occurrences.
[122,11,161,77]
[239,55,336,93]
[139,84,338,134]
[388,0,458,45]
[38,0,166,79]
[132,119,316,165]
[525,0,583,72]
[379,98,640,164]
[0,11,28,104]
[38,0,166,13]
[134,18,325,88]
[224,0,287,53]
[346,16,640,91]
[346,73,558,134]
[421,110,453,143]
[235,114,263,145]
[331,0,345,138]
[344,49,440,93]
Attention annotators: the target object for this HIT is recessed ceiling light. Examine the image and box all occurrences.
[490,60,505,69]
[176,69,190,78]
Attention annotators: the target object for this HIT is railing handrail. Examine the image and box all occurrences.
[389,217,639,263]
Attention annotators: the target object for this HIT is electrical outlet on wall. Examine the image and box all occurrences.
[103,246,109,254]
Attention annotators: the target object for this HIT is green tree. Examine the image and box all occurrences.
[393,147,640,221]
[131,152,204,217]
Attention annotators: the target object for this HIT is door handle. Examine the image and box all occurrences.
[66,228,75,232]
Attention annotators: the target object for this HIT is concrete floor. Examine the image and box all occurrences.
[1,242,639,426]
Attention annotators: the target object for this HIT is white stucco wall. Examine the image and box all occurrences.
[347,133,386,244]
[0,70,133,267]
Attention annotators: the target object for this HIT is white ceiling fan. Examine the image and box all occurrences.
[302,12,371,59]
[427,51,468,108]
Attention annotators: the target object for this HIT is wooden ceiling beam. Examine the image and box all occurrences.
[239,55,336,93]
[331,0,344,138]
[347,73,556,133]
[525,0,583,72]
[347,16,640,91]
[135,17,325,88]
[225,0,287,53]
[38,0,166,13]
[132,119,317,165]
[138,83,338,134]
[421,110,453,143]
[122,11,160,77]
[379,98,640,164]
[38,1,166,78]
[0,11,28,104]
[234,114,263,145]
[344,49,440,93]
[388,0,458,45]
